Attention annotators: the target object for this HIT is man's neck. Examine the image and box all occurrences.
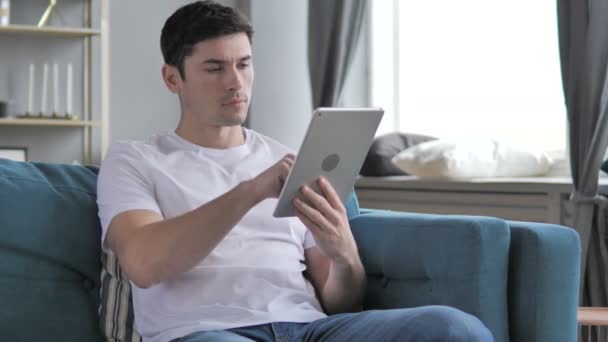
[175,122,245,149]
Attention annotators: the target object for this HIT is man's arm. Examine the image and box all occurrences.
[298,178,367,314]
[106,154,294,289]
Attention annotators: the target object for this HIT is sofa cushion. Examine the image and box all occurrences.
[507,221,581,342]
[349,210,511,342]
[0,159,104,341]
[345,190,360,220]
[99,252,141,342]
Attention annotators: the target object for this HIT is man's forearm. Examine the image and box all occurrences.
[320,256,367,314]
[124,180,260,288]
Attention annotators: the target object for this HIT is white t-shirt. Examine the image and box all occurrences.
[97,128,326,342]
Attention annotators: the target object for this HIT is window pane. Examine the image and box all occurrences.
[398,0,566,151]
[370,0,397,136]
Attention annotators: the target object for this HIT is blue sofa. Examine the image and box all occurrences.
[0,159,580,342]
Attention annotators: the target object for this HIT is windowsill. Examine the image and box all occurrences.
[356,175,608,194]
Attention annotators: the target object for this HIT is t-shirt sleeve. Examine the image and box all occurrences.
[97,143,162,252]
[303,228,317,249]
[289,216,317,250]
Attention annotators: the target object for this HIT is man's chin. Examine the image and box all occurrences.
[221,119,245,127]
[219,108,248,126]
[219,113,247,127]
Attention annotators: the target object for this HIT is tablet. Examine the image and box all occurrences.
[273,107,384,217]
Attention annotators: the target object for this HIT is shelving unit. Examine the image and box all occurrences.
[0,24,101,37]
[0,0,109,164]
[0,118,98,127]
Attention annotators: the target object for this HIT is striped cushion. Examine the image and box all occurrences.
[99,252,141,342]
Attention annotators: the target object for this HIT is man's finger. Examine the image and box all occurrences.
[300,185,336,219]
[317,177,344,212]
[293,197,331,230]
[295,208,322,236]
[281,160,293,170]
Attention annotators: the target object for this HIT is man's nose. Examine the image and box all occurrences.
[225,67,243,91]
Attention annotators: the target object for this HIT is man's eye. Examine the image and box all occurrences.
[206,67,222,72]
[238,63,250,69]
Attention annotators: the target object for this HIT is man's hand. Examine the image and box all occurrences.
[249,154,295,202]
[293,177,359,265]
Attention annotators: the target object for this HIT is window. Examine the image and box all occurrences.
[371,0,566,152]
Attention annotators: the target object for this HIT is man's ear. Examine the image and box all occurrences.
[162,64,182,94]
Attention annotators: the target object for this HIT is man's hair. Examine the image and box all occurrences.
[160,1,254,79]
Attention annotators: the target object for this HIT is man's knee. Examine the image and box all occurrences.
[415,306,493,342]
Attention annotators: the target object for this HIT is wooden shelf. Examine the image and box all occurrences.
[0,24,100,37]
[0,118,99,127]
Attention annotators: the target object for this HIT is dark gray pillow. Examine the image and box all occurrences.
[360,132,437,176]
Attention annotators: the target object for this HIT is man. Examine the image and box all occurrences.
[97,1,493,341]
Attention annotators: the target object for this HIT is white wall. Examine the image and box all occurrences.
[248,1,313,150]
[248,1,370,150]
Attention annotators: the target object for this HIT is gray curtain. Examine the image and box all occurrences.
[557,0,608,311]
[308,0,367,108]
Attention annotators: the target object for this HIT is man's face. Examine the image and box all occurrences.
[177,33,253,127]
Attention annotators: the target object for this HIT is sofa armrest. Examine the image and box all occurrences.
[349,210,510,342]
[506,221,580,342]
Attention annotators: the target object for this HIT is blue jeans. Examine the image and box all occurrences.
[172,305,494,342]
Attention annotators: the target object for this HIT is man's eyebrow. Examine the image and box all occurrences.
[202,56,252,64]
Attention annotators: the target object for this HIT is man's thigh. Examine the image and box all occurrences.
[172,330,255,342]
[173,323,276,342]
[297,305,493,342]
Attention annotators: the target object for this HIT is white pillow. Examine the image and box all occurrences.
[391,138,554,179]
[544,149,571,177]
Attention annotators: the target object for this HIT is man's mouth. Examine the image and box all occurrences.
[223,98,246,106]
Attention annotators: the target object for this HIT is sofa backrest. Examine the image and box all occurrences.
[0,159,104,341]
